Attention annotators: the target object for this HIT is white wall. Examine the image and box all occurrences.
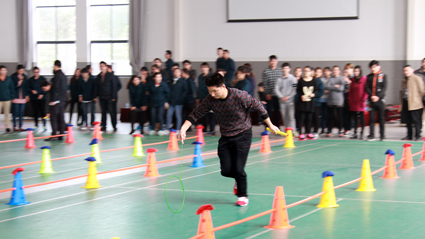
[177,0,407,62]
[0,1,19,62]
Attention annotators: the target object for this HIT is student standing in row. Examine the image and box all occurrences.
[312,67,324,136]
[274,62,297,130]
[297,66,317,140]
[28,66,47,131]
[233,66,252,95]
[0,66,15,133]
[128,75,148,135]
[319,67,331,134]
[79,68,96,130]
[166,68,187,132]
[11,65,29,132]
[148,72,170,136]
[95,61,117,132]
[165,50,174,82]
[69,68,82,125]
[348,66,368,139]
[326,66,345,137]
[108,65,122,129]
[197,62,216,134]
[262,55,282,128]
[182,68,195,132]
[365,60,387,141]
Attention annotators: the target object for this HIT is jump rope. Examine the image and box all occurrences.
[164,142,185,213]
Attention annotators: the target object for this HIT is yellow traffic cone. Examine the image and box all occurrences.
[38,146,55,174]
[317,171,339,208]
[283,127,295,148]
[83,157,102,188]
[131,134,145,157]
[90,139,102,164]
[356,159,376,192]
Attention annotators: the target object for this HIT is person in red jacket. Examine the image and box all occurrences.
[348,65,368,139]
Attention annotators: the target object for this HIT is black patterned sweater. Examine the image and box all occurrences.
[187,88,269,137]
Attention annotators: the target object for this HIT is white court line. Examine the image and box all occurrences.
[0,143,333,219]
[245,199,344,239]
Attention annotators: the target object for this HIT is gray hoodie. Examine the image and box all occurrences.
[274,74,297,103]
[325,76,345,106]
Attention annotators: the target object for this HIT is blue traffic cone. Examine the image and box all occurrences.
[6,168,30,205]
[191,141,205,167]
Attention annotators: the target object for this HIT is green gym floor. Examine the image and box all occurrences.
[1,131,425,239]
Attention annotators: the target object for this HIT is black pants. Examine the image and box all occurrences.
[403,99,421,138]
[350,111,365,135]
[50,102,65,136]
[299,111,313,135]
[327,106,343,133]
[31,100,46,127]
[343,93,351,131]
[312,106,321,133]
[69,99,82,124]
[369,101,385,138]
[265,96,280,127]
[130,108,146,133]
[112,99,118,123]
[100,98,117,128]
[218,131,252,197]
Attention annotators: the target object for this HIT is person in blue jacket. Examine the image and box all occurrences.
[166,68,188,132]
[11,64,29,132]
[233,66,253,96]
[78,68,96,130]
[127,75,148,135]
[0,65,15,133]
[148,72,170,136]
[28,66,48,131]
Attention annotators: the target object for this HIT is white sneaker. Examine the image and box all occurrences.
[163,130,170,135]
[149,130,156,136]
[80,126,88,131]
[158,130,165,136]
[236,197,249,207]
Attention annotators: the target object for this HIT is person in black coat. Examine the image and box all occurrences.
[0,65,15,133]
[69,68,82,125]
[166,68,188,131]
[94,61,117,131]
[107,65,122,127]
[165,50,174,81]
[28,66,48,131]
[79,68,96,129]
[45,60,67,141]
[127,75,148,134]
[182,68,195,131]
[147,72,170,135]
[10,64,29,131]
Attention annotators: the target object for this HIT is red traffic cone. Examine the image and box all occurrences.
[167,129,180,150]
[143,148,160,177]
[92,121,104,140]
[419,137,425,161]
[259,131,272,153]
[381,149,399,179]
[24,128,36,149]
[195,204,215,239]
[264,186,295,229]
[399,143,415,170]
[65,124,75,143]
[196,125,205,145]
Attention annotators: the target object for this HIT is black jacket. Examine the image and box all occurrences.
[50,69,68,102]
[168,77,188,106]
[148,81,170,107]
[79,77,96,101]
[28,76,47,100]
[11,73,30,99]
[165,59,174,81]
[94,72,117,100]
[365,72,387,103]
[0,76,15,101]
[70,76,82,101]
[184,77,195,104]
[128,83,148,108]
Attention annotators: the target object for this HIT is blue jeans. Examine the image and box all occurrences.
[166,105,183,130]
[81,101,95,127]
[12,103,25,128]
[151,105,165,131]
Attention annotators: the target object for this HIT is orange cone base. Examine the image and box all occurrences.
[264,225,295,229]
[380,175,400,179]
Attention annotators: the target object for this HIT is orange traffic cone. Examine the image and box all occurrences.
[196,125,205,145]
[195,204,215,239]
[143,148,160,177]
[65,124,75,143]
[167,129,180,150]
[381,149,399,179]
[24,128,36,149]
[399,143,415,169]
[419,137,425,161]
[92,121,104,140]
[264,186,295,229]
[259,131,272,153]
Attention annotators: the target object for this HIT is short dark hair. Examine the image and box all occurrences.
[85,64,92,68]
[205,73,225,87]
[269,55,277,61]
[304,66,311,70]
[182,68,189,75]
[216,68,225,72]
[99,61,107,66]
[217,47,223,50]
[81,68,89,74]
[152,72,162,79]
[32,66,39,71]
[166,50,172,55]
[54,60,61,67]
[172,63,180,68]
[404,65,412,68]
[201,62,209,67]
[315,67,322,71]
[183,60,191,65]
[223,49,229,53]
[151,64,159,69]
[154,58,162,62]
[107,65,112,70]
[140,66,148,72]
[17,64,25,71]
[369,60,379,68]
[173,67,181,72]
[281,62,290,68]
[422,58,425,62]
[354,65,362,76]
[332,65,340,69]
[324,67,331,71]
[0,65,7,70]
[237,66,245,73]
[41,80,50,87]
